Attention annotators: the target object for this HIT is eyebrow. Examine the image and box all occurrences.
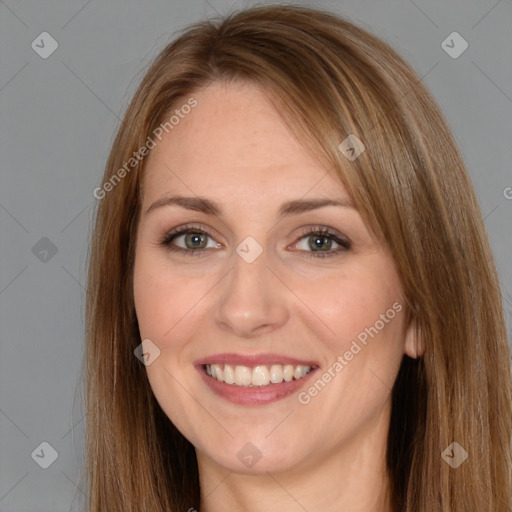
[145,195,355,218]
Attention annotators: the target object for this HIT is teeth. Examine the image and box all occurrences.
[223,364,235,384]
[214,364,224,382]
[205,363,313,387]
[252,366,270,386]
[283,365,294,382]
[269,364,283,383]
[234,365,252,386]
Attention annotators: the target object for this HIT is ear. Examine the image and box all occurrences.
[404,318,424,359]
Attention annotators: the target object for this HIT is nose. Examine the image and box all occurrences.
[212,244,289,339]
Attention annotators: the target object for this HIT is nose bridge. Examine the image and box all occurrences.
[213,237,288,337]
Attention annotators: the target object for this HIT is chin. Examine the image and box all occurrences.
[198,432,308,475]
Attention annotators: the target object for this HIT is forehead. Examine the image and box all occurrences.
[141,81,349,204]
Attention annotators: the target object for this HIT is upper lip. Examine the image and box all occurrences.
[195,353,318,367]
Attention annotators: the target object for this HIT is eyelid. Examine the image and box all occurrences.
[293,225,351,247]
[288,225,351,259]
[159,223,223,247]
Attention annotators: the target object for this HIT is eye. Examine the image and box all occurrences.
[158,224,221,256]
[158,224,351,259]
[292,227,351,259]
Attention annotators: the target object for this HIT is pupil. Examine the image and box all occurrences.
[186,233,206,248]
[311,235,330,251]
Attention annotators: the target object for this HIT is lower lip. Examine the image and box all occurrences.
[197,365,318,405]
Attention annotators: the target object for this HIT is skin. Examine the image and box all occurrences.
[133,80,420,512]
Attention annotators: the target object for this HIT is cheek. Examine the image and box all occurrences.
[133,251,211,341]
[300,267,405,410]
[291,261,403,354]
[133,253,211,442]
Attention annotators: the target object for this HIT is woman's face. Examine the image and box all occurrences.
[133,81,417,475]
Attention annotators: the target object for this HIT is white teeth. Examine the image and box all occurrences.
[212,364,223,382]
[223,364,235,384]
[205,363,313,387]
[234,365,252,386]
[269,364,283,383]
[283,365,294,382]
[252,366,270,386]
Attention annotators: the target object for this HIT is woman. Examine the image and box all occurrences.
[84,4,512,511]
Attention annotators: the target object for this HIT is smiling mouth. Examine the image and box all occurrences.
[204,363,314,387]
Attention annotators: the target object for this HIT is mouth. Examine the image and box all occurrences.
[204,363,314,387]
[195,354,319,405]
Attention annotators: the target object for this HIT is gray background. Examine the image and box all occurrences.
[1,0,511,510]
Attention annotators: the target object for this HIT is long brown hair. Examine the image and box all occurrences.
[83,5,512,511]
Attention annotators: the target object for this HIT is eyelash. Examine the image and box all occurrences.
[158,223,351,259]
